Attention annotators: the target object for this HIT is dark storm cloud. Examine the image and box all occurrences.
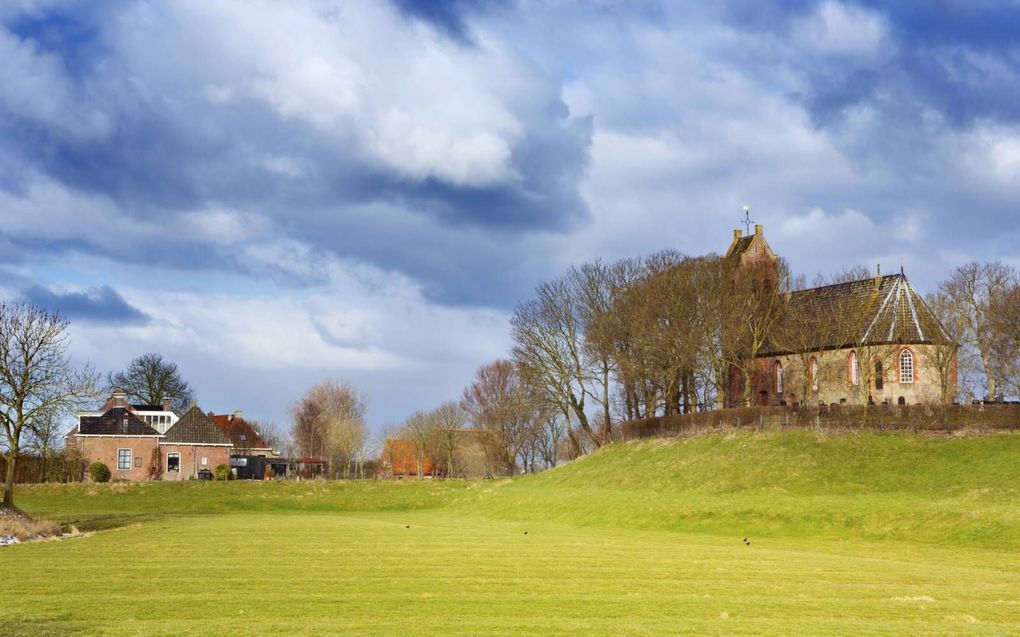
[23,285,149,324]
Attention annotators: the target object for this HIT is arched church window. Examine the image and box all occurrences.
[810,357,818,392]
[849,351,859,386]
[774,362,783,395]
[875,362,883,390]
[900,350,914,383]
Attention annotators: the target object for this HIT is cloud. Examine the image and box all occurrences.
[792,1,890,60]
[23,284,150,325]
[0,0,592,305]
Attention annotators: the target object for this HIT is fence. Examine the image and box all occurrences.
[0,452,85,484]
[620,403,1020,440]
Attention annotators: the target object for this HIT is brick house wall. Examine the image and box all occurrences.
[73,435,160,481]
[159,444,231,481]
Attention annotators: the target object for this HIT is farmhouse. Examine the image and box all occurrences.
[69,391,267,480]
[723,225,955,408]
[159,407,233,481]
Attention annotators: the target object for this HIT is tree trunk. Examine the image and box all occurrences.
[3,449,16,508]
[602,363,612,440]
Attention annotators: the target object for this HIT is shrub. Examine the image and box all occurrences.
[88,461,110,483]
[213,464,232,481]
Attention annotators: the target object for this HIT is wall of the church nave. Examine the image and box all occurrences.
[753,345,953,407]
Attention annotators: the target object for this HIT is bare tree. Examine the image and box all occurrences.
[1,304,98,508]
[937,262,1017,400]
[427,401,465,478]
[402,409,435,478]
[924,291,966,406]
[291,379,367,478]
[461,360,537,475]
[986,283,1020,400]
[107,353,194,413]
[511,276,600,447]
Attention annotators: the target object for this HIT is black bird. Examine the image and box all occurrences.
[406,525,410,529]
[524,531,528,535]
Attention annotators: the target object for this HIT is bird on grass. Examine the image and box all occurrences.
[406,525,410,529]
[743,537,751,546]
[524,531,528,535]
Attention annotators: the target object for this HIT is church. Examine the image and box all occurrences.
[722,225,956,409]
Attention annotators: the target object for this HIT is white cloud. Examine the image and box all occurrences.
[792,1,891,61]
[0,26,110,139]
[113,1,533,188]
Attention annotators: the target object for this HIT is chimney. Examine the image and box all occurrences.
[876,264,881,276]
[733,229,742,240]
[754,224,763,236]
[162,396,173,412]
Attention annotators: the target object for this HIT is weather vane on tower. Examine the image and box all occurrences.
[741,205,754,234]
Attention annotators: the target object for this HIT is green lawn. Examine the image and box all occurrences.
[3,431,1020,635]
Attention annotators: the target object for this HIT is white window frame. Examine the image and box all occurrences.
[117,448,132,471]
[900,349,914,384]
[167,452,181,473]
[774,362,783,395]
[810,358,819,392]
[849,351,860,386]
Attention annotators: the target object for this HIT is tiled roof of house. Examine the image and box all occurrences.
[761,273,948,355]
[209,414,272,450]
[163,406,232,445]
[78,407,160,436]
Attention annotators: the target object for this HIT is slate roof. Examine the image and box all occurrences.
[162,406,232,445]
[209,414,272,450]
[760,273,949,356]
[78,407,160,436]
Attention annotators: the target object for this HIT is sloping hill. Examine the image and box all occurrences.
[459,431,1020,549]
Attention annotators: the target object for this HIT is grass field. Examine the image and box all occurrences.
[2,431,1020,635]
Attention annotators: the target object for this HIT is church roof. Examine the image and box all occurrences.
[761,273,949,355]
[163,406,232,445]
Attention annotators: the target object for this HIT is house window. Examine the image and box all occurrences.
[774,362,783,395]
[117,449,132,471]
[134,457,142,468]
[900,350,914,383]
[875,362,884,390]
[849,351,860,386]
[810,357,818,392]
[167,452,181,473]
[201,457,208,466]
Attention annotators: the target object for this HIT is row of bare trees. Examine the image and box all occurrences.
[507,251,794,449]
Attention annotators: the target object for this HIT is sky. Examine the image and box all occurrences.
[2,0,1020,430]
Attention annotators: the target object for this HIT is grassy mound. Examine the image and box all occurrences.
[459,431,1020,548]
